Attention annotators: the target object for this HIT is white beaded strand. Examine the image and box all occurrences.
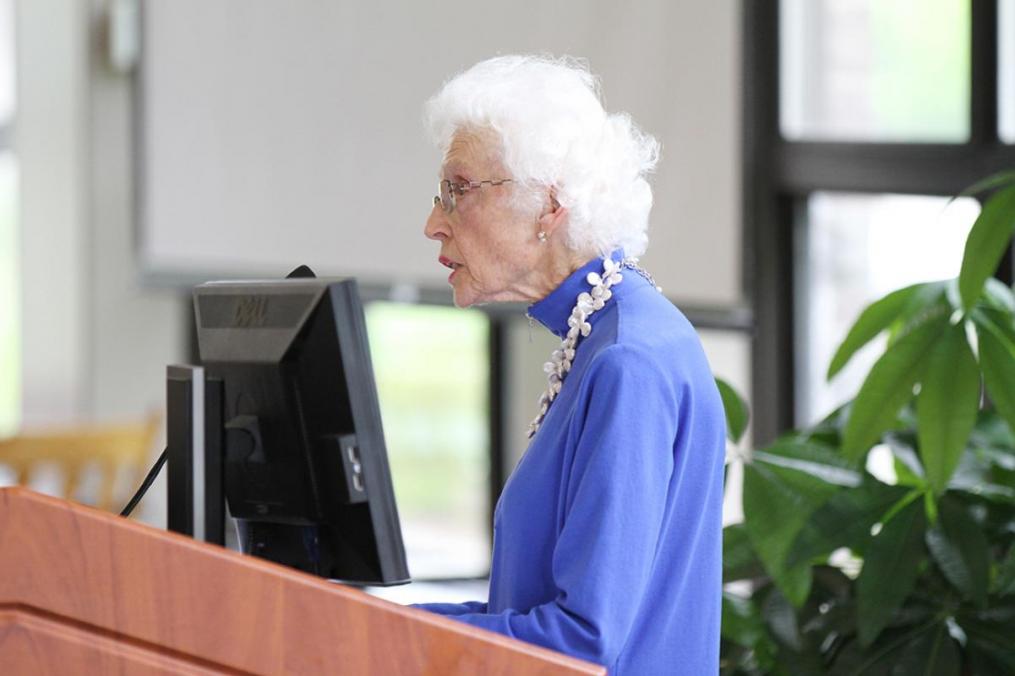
[527,257,626,439]
[526,256,662,439]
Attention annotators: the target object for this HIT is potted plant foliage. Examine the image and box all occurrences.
[718,173,1015,674]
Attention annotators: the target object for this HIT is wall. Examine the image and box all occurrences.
[17,0,90,425]
[17,0,185,522]
[138,0,742,306]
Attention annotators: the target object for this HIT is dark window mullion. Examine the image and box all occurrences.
[970,0,999,145]
[744,0,791,445]
[998,246,1014,286]
[487,315,507,553]
[753,192,797,442]
[971,0,1015,288]
[775,141,1015,195]
[742,0,781,305]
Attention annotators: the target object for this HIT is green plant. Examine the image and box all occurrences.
[718,173,1015,675]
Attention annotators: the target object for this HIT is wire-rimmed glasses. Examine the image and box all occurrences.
[433,178,513,213]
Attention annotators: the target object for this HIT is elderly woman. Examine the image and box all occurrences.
[415,55,725,676]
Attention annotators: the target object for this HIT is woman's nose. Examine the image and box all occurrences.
[424,202,449,241]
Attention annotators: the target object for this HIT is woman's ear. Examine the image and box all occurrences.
[537,189,568,238]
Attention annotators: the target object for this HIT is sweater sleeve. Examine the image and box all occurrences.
[420,345,681,667]
[411,600,488,615]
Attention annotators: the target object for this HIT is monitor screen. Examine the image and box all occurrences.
[194,277,410,586]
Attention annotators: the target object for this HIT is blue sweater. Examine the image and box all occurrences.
[416,252,726,675]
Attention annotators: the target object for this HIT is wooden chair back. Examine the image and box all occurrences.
[0,413,160,512]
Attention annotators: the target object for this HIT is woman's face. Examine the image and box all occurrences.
[424,130,544,308]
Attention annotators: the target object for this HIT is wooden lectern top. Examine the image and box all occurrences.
[0,487,605,675]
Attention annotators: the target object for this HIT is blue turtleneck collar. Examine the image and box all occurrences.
[527,250,626,339]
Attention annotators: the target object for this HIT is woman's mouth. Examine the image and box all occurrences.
[439,256,463,282]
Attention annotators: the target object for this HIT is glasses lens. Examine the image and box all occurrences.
[440,180,454,212]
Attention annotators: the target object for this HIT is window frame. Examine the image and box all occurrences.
[744,0,1015,444]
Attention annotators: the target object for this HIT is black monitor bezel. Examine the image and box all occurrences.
[193,277,410,586]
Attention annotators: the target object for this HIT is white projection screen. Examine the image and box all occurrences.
[139,1,740,301]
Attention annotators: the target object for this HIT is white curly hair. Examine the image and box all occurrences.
[424,55,661,258]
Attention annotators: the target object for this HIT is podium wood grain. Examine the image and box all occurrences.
[0,487,605,675]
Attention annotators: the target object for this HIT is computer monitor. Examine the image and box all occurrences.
[192,277,410,586]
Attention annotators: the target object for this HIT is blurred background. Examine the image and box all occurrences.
[0,0,1012,605]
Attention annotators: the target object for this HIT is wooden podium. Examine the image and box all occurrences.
[0,488,604,675]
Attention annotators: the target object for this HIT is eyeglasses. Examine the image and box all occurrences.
[433,178,513,213]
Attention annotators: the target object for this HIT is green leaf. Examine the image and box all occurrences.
[925,496,989,608]
[946,435,1015,503]
[741,440,850,604]
[857,500,927,648]
[959,605,1015,674]
[775,565,812,612]
[894,283,951,346]
[828,622,940,676]
[992,546,1015,597]
[715,377,749,444]
[843,312,950,462]
[974,314,1015,435]
[968,408,1015,457]
[786,479,908,568]
[984,278,1015,313]
[742,461,831,606]
[827,283,924,381]
[878,488,924,527]
[888,440,927,488]
[923,489,938,526]
[723,523,765,583]
[945,442,1015,499]
[892,458,926,488]
[916,323,981,493]
[960,184,1015,310]
[944,276,963,313]
[979,445,1015,472]
[754,440,852,496]
[966,640,1015,676]
[949,478,1015,504]
[760,586,801,651]
[805,403,849,447]
[721,592,766,647]
[976,305,1015,343]
[753,441,862,487]
[892,622,961,676]
[952,170,1015,203]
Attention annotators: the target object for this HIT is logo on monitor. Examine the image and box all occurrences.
[234,296,269,328]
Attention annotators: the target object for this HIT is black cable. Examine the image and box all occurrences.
[120,448,168,517]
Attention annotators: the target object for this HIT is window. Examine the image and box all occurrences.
[795,193,979,425]
[364,301,491,579]
[1001,0,1015,142]
[780,0,970,142]
[745,0,1015,443]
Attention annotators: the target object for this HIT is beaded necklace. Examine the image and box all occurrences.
[526,256,661,438]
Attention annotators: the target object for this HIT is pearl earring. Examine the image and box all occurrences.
[537,231,548,243]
